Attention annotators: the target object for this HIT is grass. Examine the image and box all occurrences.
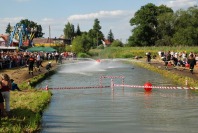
[0,71,55,132]
[1,90,52,132]
[132,61,198,87]
[1,46,198,132]
[90,46,198,59]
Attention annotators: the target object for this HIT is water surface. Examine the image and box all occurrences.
[38,59,198,133]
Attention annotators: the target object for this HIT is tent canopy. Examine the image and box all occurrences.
[26,47,57,52]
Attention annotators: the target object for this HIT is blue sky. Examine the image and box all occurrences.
[0,0,197,43]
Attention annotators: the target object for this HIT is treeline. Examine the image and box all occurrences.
[127,3,198,47]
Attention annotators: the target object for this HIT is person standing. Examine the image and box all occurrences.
[164,51,171,69]
[146,52,151,63]
[1,74,11,116]
[36,53,42,72]
[187,54,196,74]
[55,52,59,63]
[0,83,4,118]
[26,54,35,75]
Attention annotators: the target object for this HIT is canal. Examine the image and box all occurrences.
[37,59,198,133]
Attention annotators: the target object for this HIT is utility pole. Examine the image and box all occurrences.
[97,32,98,47]
[49,25,51,44]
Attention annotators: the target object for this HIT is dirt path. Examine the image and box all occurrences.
[0,61,57,85]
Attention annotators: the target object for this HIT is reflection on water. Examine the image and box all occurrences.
[39,59,198,133]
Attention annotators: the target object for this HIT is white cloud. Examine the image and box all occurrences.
[0,17,24,24]
[161,0,197,10]
[0,10,134,42]
[0,17,24,34]
[67,10,134,42]
[67,10,132,21]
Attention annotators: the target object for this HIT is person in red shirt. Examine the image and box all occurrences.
[0,86,4,118]
[1,73,11,116]
[26,54,36,75]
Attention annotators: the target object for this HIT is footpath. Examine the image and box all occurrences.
[0,61,57,85]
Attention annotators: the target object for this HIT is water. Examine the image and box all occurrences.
[38,59,198,133]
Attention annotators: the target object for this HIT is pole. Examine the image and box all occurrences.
[49,25,51,44]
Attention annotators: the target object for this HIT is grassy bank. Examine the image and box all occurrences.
[90,46,198,59]
[0,71,55,132]
[132,61,198,87]
[2,46,198,132]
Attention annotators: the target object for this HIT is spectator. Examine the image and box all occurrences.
[146,52,151,63]
[26,54,36,75]
[0,84,4,117]
[187,54,196,74]
[55,52,59,63]
[36,53,42,72]
[10,79,21,91]
[46,62,52,71]
[164,51,171,69]
[1,73,11,116]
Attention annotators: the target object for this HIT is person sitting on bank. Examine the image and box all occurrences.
[46,62,52,71]
[10,79,21,91]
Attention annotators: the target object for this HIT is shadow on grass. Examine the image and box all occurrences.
[0,107,42,132]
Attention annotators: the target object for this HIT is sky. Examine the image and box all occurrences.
[0,0,197,43]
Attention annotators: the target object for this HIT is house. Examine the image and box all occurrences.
[0,34,9,46]
[0,34,17,51]
[102,39,112,47]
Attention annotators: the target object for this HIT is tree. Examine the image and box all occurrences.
[76,24,81,36]
[172,6,198,46]
[88,18,104,48]
[107,29,114,43]
[128,3,173,46]
[63,22,75,40]
[111,40,123,47]
[71,34,92,53]
[156,12,174,46]
[129,3,158,46]
[19,19,44,38]
[5,23,12,34]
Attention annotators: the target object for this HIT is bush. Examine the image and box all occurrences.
[77,53,91,58]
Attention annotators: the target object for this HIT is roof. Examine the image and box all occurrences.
[26,47,57,52]
[33,38,53,44]
[0,34,9,41]
[104,40,111,45]
[0,46,17,50]
[0,37,5,42]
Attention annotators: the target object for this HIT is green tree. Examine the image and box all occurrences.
[128,3,173,46]
[20,19,44,38]
[172,6,198,46]
[5,23,12,34]
[71,33,92,53]
[156,12,174,46]
[111,40,123,47]
[107,29,114,43]
[76,24,81,36]
[64,22,75,40]
[129,3,158,46]
[88,18,104,48]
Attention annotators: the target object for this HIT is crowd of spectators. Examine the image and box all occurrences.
[0,51,75,70]
[158,51,198,73]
